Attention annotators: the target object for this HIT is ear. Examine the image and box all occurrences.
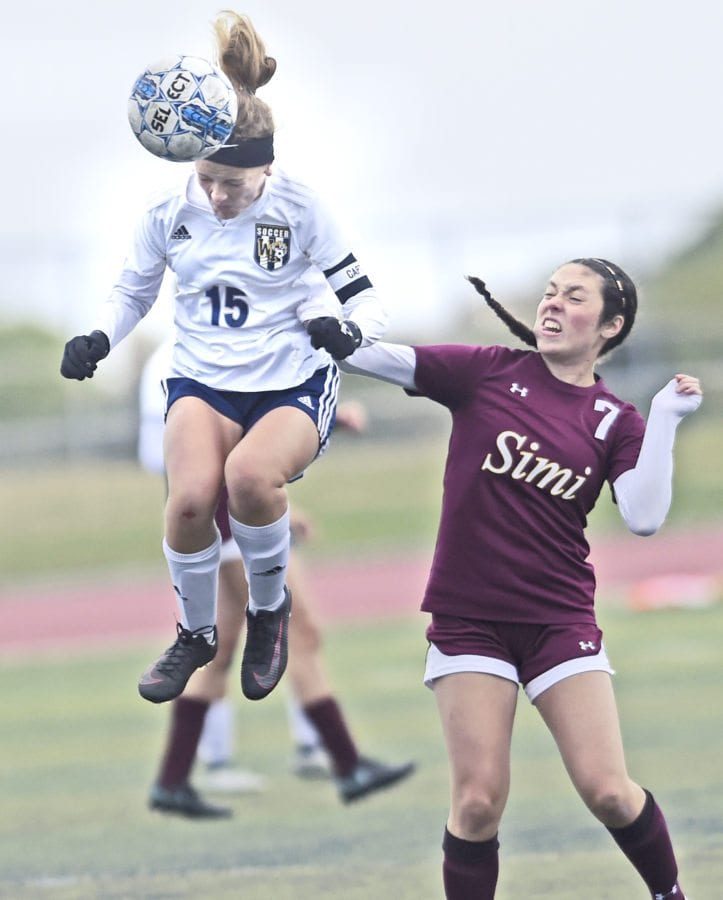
[264,164,273,175]
[601,314,624,339]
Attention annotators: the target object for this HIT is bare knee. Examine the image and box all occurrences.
[226,464,283,518]
[452,785,505,838]
[165,488,218,547]
[167,496,212,524]
[580,779,643,828]
[167,473,219,521]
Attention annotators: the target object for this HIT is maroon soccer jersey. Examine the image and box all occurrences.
[412,345,646,624]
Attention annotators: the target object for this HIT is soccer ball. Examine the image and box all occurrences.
[128,55,238,162]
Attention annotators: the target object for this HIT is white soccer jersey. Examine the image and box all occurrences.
[92,170,387,391]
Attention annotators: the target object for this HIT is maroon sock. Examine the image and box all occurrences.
[442,827,499,900]
[302,696,359,776]
[607,790,683,898]
[156,697,210,789]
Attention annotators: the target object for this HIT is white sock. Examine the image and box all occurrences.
[198,698,234,766]
[162,531,220,636]
[285,690,321,747]
[228,509,290,613]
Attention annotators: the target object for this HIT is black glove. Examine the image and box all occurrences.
[60,330,110,380]
[306,317,362,360]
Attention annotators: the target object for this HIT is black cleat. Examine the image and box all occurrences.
[240,587,291,700]
[149,782,232,819]
[337,756,416,804]
[138,624,217,703]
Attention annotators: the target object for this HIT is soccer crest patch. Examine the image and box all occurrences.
[255,223,291,270]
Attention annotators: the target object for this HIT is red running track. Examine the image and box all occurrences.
[1,525,721,656]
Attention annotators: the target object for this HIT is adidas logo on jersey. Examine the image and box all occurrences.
[297,395,314,410]
[171,225,192,240]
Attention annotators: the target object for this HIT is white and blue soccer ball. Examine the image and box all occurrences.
[128,55,238,162]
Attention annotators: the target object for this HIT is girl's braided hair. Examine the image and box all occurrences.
[467,258,637,357]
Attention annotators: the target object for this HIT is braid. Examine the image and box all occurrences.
[466,276,537,349]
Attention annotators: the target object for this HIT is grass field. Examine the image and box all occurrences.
[2,602,722,899]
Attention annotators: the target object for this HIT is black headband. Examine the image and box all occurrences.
[206,135,274,168]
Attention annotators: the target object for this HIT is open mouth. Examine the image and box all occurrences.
[541,318,562,335]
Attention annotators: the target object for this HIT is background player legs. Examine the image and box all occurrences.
[198,693,331,783]
[149,538,415,818]
[284,692,331,779]
[197,553,328,785]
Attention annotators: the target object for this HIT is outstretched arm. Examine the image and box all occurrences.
[339,342,417,390]
[613,374,702,535]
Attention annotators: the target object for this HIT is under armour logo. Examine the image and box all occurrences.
[654,886,680,900]
[510,383,528,397]
[578,641,596,651]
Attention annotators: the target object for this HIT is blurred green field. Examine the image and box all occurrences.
[2,603,722,899]
[1,411,722,583]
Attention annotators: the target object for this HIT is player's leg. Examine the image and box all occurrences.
[282,509,328,776]
[139,396,240,703]
[283,552,330,777]
[432,672,518,900]
[285,692,331,778]
[197,699,235,767]
[148,554,250,818]
[535,671,685,899]
[194,492,250,773]
[193,555,267,794]
[225,406,320,700]
[285,552,334,703]
[285,552,415,801]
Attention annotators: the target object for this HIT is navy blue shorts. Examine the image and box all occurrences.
[165,365,340,457]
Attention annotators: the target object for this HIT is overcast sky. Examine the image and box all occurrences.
[5,0,723,341]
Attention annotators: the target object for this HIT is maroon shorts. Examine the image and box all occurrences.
[424,614,613,702]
